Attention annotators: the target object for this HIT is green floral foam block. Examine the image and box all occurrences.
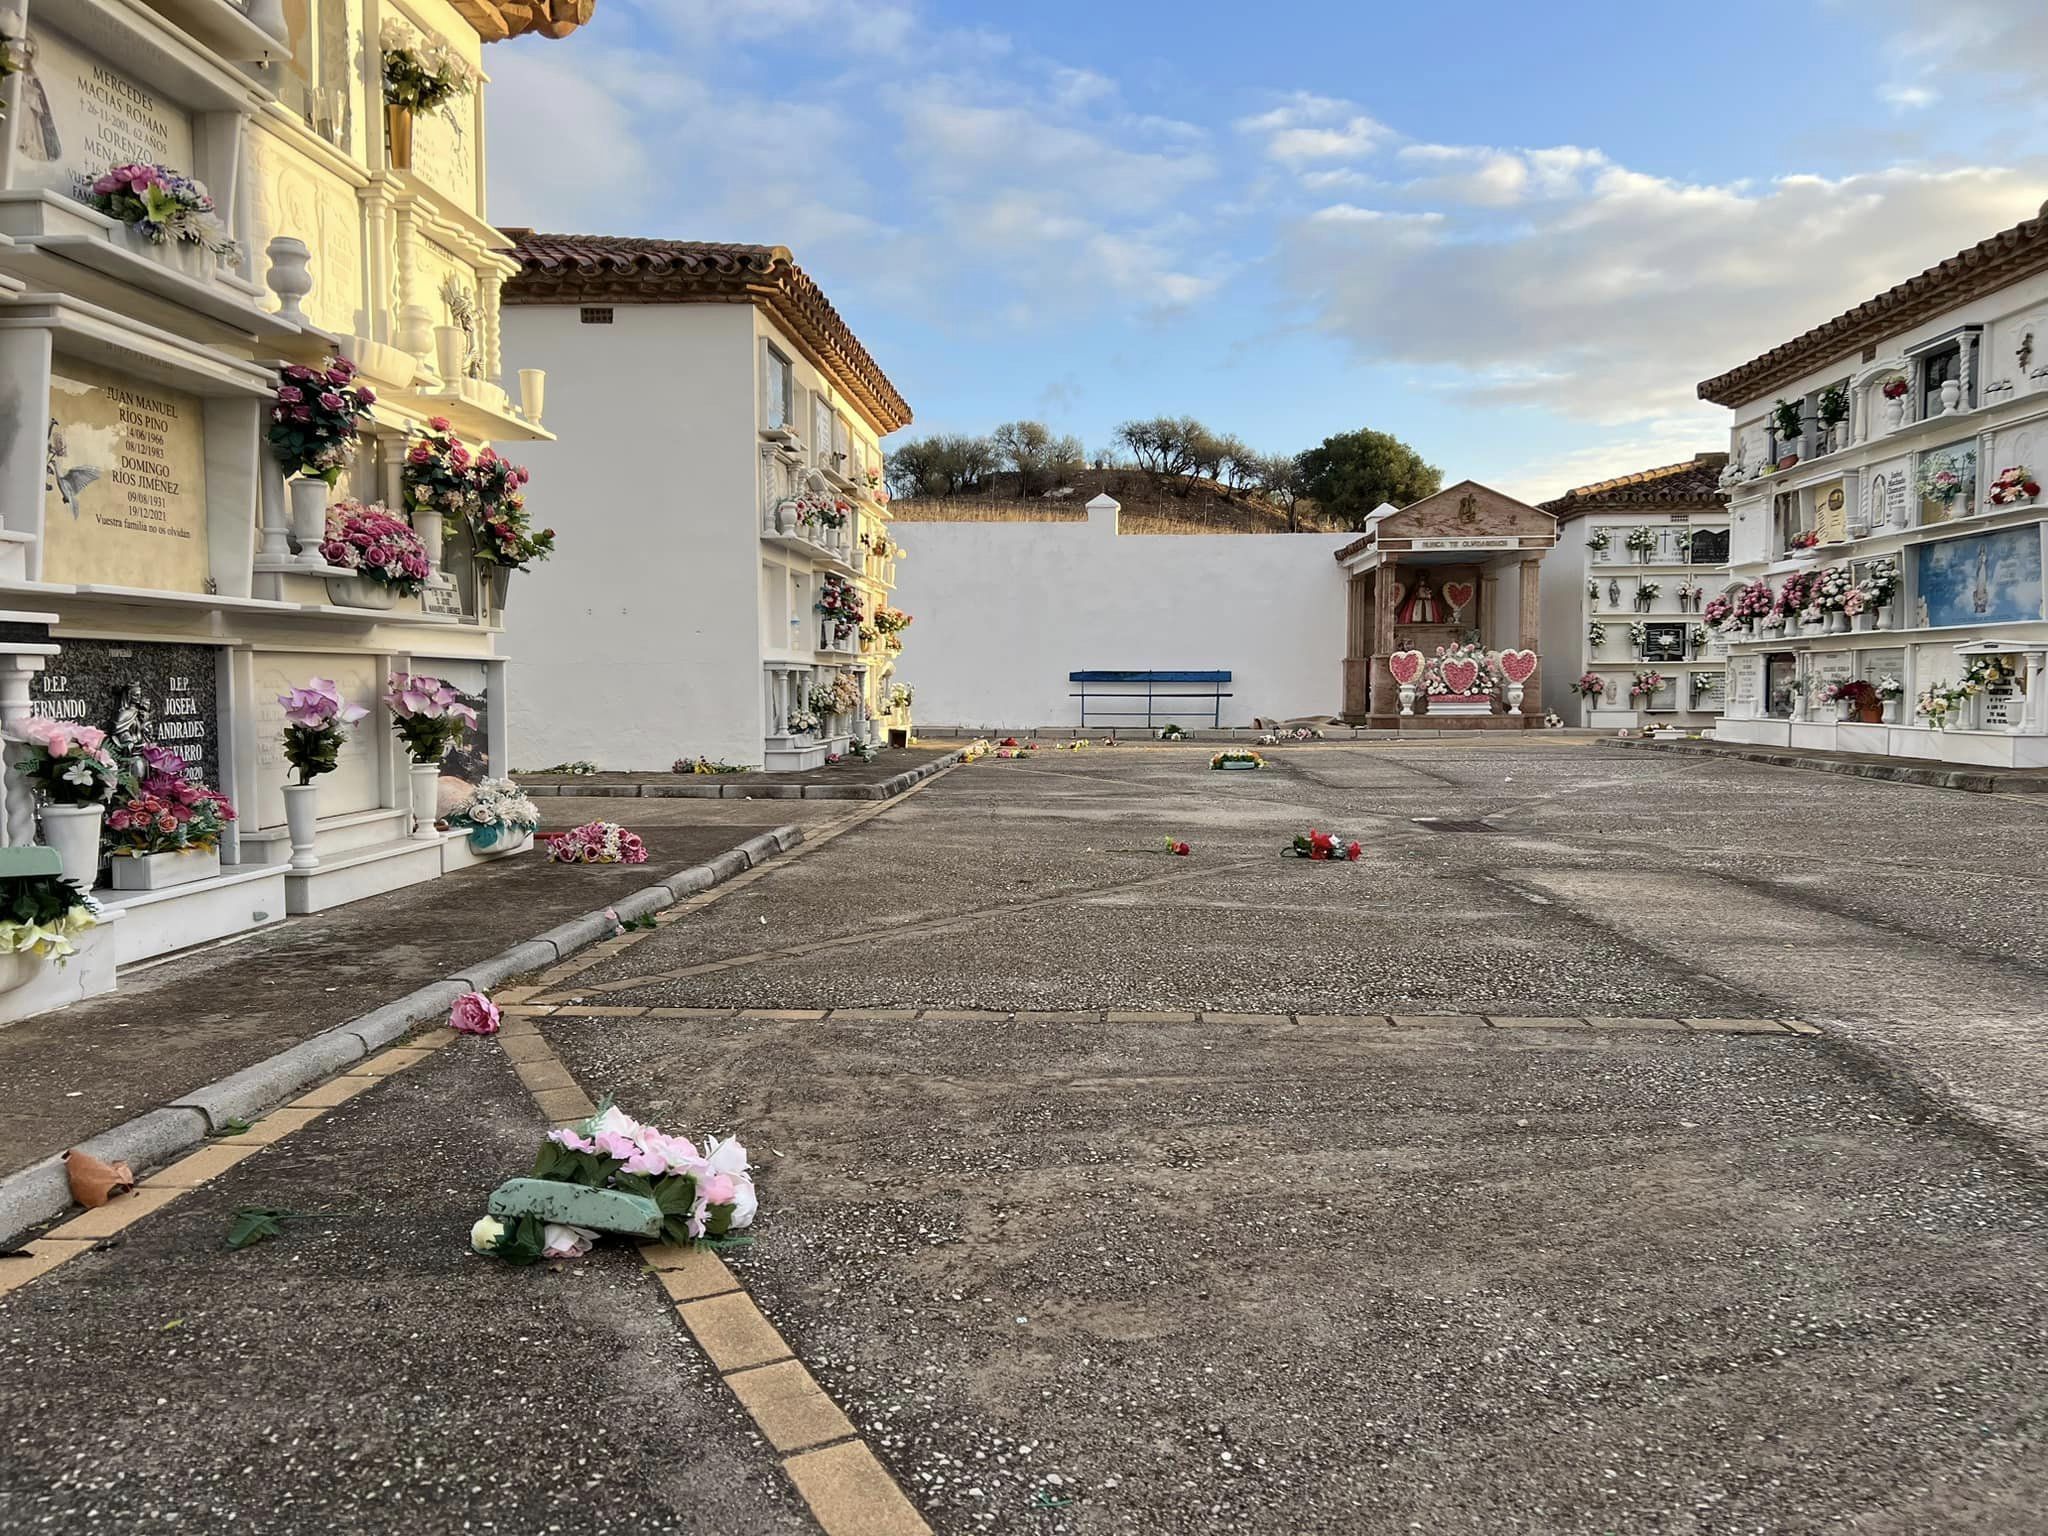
[487,1178,662,1237]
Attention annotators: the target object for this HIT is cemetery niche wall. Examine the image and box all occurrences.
[0,0,597,1019]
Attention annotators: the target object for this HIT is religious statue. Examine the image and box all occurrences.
[1396,577,1444,626]
[1973,544,1992,615]
[111,681,153,782]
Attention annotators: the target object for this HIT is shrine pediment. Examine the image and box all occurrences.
[1373,481,1557,545]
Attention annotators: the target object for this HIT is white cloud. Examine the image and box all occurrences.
[1880,83,1938,110]
[1282,160,2048,442]
[1237,92,1388,162]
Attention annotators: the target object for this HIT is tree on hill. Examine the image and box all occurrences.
[1296,430,1441,529]
[886,432,998,498]
[991,420,1084,497]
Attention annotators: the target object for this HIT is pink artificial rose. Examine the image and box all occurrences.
[592,1129,640,1162]
[357,387,377,407]
[547,1128,596,1153]
[541,1223,595,1259]
[317,392,345,412]
[428,416,452,431]
[448,989,501,1035]
[700,1171,737,1206]
[73,725,106,751]
[277,385,303,405]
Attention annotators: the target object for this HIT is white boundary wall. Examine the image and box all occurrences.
[891,496,1353,729]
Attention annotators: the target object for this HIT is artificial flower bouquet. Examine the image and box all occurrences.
[106,744,234,854]
[885,683,915,714]
[1570,673,1606,699]
[83,162,237,257]
[1586,621,1608,648]
[1821,679,1877,708]
[0,871,98,963]
[1918,450,1972,508]
[470,447,554,569]
[1624,526,1657,555]
[1210,749,1264,769]
[1989,466,2040,507]
[1585,529,1611,552]
[1702,594,1733,629]
[1628,670,1667,701]
[268,357,376,484]
[380,16,477,112]
[1732,579,1774,625]
[1882,378,1909,401]
[1159,723,1188,740]
[872,607,913,651]
[1288,829,1362,862]
[1787,529,1820,551]
[785,706,820,735]
[1165,838,1191,856]
[961,738,994,762]
[1627,622,1649,650]
[447,777,540,849]
[13,718,118,806]
[1811,565,1854,612]
[403,417,482,522]
[1876,675,1905,702]
[279,677,368,784]
[545,820,647,865]
[815,574,864,641]
[386,670,478,763]
[674,757,750,776]
[1421,642,1495,698]
[1862,557,1900,606]
[321,501,431,595]
[470,1104,757,1266]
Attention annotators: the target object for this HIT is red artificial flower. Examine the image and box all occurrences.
[1168,840,1191,856]
[2027,481,2041,496]
[1345,841,1362,861]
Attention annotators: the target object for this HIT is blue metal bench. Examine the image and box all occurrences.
[1068,670,1233,729]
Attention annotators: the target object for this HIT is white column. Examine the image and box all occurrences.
[0,652,49,849]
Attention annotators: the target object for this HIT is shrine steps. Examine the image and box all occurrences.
[100,864,289,965]
[1347,713,1546,732]
[284,837,448,916]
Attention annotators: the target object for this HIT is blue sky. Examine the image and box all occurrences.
[486,0,2048,499]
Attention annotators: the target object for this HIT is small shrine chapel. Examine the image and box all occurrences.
[1335,482,1559,724]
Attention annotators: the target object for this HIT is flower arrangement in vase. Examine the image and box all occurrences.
[278,678,369,871]
[1787,529,1820,551]
[447,777,540,851]
[1771,398,1803,465]
[1918,449,1972,511]
[1817,385,1849,451]
[1633,581,1661,611]
[1988,466,2040,507]
[785,706,820,736]
[830,672,863,717]
[320,500,430,606]
[104,743,235,889]
[1821,679,1882,723]
[1570,673,1606,699]
[1587,620,1608,650]
[83,163,238,263]
[269,356,376,563]
[470,447,553,578]
[1625,526,1657,559]
[380,17,476,169]
[1811,565,1854,631]
[1703,593,1734,630]
[387,670,477,838]
[14,719,119,891]
[872,607,913,651]
[403,417,481,523]
[1628,670,1667,702]
[1627,622,1649,655]
[815,574,864,643]
[1585,529,1611,554]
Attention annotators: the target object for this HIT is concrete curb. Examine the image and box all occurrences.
[520,748,968,802]
[1611,736,2048,794]
[0,822,807,1247]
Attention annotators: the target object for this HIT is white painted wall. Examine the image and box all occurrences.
[891,498,1353,728]
[499,304,765,770]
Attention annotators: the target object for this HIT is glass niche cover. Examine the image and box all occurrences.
[1910,525,2044,628]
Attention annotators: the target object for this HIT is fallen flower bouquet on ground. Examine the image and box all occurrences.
[471,1104,757,1264]
[544,820,648,864]
[1210,750,1264,770]
[1287,829,1362,862]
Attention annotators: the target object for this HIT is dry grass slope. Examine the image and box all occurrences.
[888,468,1325,535]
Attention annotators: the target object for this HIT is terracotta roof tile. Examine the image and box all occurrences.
[1697,203,2048,407]
[1538,454,1727,523]
[450,0,596,40]
[502,232,911,433]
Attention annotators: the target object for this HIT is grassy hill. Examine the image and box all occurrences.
[887,467,1327,535]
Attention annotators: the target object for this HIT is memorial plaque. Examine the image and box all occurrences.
[1728,655,1761,713]
[28,639,222,786]
[44,361,209,593]
[1643,622,1687,663]
[1809,650,1853,719]
[408,94,478,210]
[14,26,196,196]
[421,582,462,619]
[1813,480,1847,545]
